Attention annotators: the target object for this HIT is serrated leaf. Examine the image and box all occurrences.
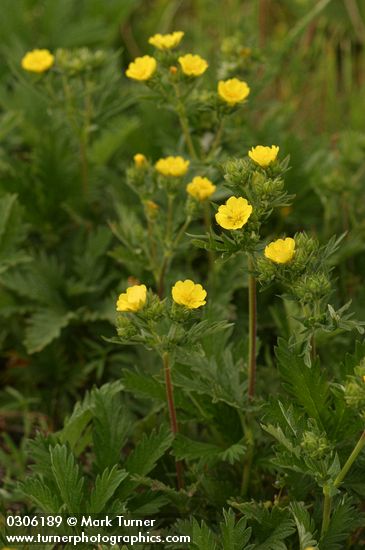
[50,444,85,513]
[24,309,75,353]
[220,509,252,549]
[88,465,128,513]
[118,426,173,500]
[92,386,129,472]
[191,518,217,550]
[20,476,62,514]
[275,338,329,430]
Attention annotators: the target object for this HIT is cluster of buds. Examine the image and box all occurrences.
[55,48,107,75]
[301,428,330,460]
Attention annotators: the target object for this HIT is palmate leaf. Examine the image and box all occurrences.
[88,465,128,513]
[320,497,360,550]
[118,425,173,500]
[290,501,318,550]
[173,434,246,465]
[220,509,252,550]
[275,338,330,431]
[50,444,85,513]
[191,519,217,550]
[61,381,124,454]
[0,193,29,273]
[229,502,295,549]
[92,384,129,472]
[24,308,75,354]
[20,476,62,514]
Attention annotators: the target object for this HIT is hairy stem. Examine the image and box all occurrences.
[247,255,257,400]
[162,352,184,490]
[321,489,332,538]
[321,429,365,537]
[334,429,365,488]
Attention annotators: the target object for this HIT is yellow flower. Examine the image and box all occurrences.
[155,156,190,177]
[264,237,295,264]
[149,31,184,50]
[248,145,279,167]
[125,55,157,81]
[116,284,147,312]
[186,176,216,201]
[21,49,54,73]
[218,78,250,106]
[178,54,208,76]
[134,153,147,167]
[215,196,253,230]
[172,279,207,309]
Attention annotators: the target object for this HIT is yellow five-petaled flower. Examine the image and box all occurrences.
[264,237,295,264]
[155,156,190,177]
[215,196,253,230]
[178,54,208,77]
[172,279,207,309]
[186,176,216,201]
[218,78,250,106]
[126,55,157,81]
[116,284,147,312]
[21,49,54,73]
[248,145,279,167]
[149,31,184,50]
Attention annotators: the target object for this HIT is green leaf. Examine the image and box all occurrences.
[24,308,75,354]
[88,465,128,513]
[118,426,173,500]
[220,509,252,550]
[191,518,217,550]
[92,385,129,472]
[290,501,318,550]
[275,338,330,430]
[0,193,29,273]
[50,444,85,513]
[173,435,246,465]
[20,476,62,514]
[320,497,359,550]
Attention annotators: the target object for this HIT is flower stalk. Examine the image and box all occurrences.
[162,351,184,490]
[247,255,257,400]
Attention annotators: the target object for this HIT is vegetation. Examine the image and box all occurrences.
[1,1,365,548]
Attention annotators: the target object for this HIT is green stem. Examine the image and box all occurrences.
[247,256,257,400]
[241,415,254,496]
[321,429,365,537]
[173,82,198,160]
[321,489,332,538]
[162,352,184,490]
[334,429,365,487]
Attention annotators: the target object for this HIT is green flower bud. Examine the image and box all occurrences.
[290,273,331,303]
[301,430,329,459]
[116,315,139,340]
[344,380,365,410]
